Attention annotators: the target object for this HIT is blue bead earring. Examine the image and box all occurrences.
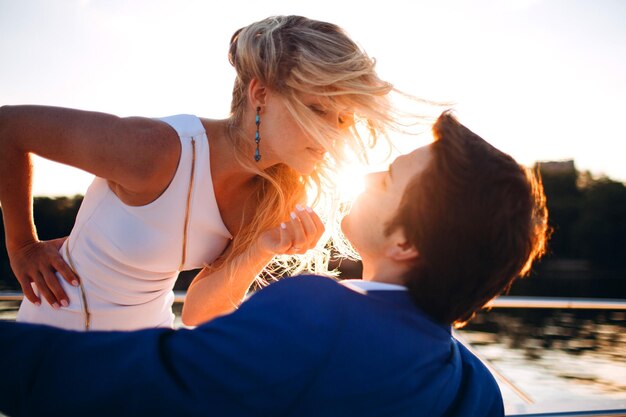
[254,107,261,162]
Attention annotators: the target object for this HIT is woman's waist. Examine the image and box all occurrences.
[61,232,221,277]
[55,269,176,311]
[21,281,176,331]
[81,286,175,331]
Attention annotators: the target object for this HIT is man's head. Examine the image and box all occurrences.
[342,111,549,326]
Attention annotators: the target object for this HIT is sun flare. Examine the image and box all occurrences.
[335,163,368,204]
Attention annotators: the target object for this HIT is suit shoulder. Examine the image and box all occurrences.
[457,341,499,386]
[275,274,342,289]
[258,275,345,298]
[455,340,505,415]
[241,275,351,319]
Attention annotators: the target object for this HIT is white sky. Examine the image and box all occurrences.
[1,0,625,196]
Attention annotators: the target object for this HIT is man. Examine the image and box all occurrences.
[0,112,548,417]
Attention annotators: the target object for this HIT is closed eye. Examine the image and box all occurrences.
[308,105,328,116]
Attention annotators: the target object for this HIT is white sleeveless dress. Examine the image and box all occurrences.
[17,115,232,330]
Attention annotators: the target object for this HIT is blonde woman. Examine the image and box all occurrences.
[0,15,400,331]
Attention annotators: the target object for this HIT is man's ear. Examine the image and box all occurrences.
[248,78,267,108]
[385,229,419,262]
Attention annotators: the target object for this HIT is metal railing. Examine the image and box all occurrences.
[507,410,626,417]
[3,292,626,310]
[486,296,626,310]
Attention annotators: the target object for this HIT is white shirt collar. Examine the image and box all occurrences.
[339,279,407,295]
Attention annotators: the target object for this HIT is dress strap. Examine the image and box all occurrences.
[158,114,205,138]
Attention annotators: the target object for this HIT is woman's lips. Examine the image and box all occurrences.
[307,148,326,159]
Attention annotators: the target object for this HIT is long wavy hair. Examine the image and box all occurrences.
[213,15,430,281]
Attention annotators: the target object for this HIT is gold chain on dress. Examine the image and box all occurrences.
[65,241,91,330]
[179,137,196,270]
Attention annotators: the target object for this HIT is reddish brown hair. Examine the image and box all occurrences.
[386,112,549,326]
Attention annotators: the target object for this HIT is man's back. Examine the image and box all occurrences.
[0,275,503,417]
[247,276,504,416]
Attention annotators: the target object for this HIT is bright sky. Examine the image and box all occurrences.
[1,0,625,196]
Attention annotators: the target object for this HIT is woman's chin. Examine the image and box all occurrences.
[293,160,319,176]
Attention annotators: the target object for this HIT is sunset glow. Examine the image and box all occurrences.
[1,0,625,196]
[334,163,368,204]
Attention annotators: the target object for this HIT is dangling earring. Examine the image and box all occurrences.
[254,106,261,162]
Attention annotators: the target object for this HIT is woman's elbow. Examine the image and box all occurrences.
[181,304,202,327]
[181,302,233,326]
[0,104,12,118]
[0,105,28,149]
[0,105,11,137]
[180,303,215,327]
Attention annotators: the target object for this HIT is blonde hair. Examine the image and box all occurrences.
[214,15,429,282]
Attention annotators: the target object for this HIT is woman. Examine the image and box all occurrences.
[0,15,399,330]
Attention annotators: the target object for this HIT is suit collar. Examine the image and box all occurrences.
[339,279,407,294]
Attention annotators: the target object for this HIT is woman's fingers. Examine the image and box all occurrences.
[43,268,69,307]
[277,222,291,250]
[283,205,326,254]
[46,238,78,286]
[32,272,61,309]
[50,236,68,250]
[296,205,325,244]
[258,205,326,256]
[17,275,40,305]
[279,216,304,254]
[297,205,317,238]
[51,256,79,287]
[288,210,307,252]
[10,239,73,308]
[301,205,325,242]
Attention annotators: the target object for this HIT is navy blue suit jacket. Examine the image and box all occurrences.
[0,275,503,416]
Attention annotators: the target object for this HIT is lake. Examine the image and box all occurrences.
[458,308,626,414]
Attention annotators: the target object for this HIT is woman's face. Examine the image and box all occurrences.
[259,92,350,175]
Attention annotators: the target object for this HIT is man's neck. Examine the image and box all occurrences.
[361,258,407,286]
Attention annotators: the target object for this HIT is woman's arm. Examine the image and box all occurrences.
[0,105,180,307]
[182,244,274,325]
[182,205,325,325]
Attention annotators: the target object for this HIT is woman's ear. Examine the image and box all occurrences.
[385,229,419,262]
[248,78,267,108]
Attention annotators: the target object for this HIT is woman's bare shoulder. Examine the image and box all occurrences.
[106,117,183,203]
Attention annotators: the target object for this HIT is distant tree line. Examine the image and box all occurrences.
[1,164,626,296]
[538,164,626,269]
